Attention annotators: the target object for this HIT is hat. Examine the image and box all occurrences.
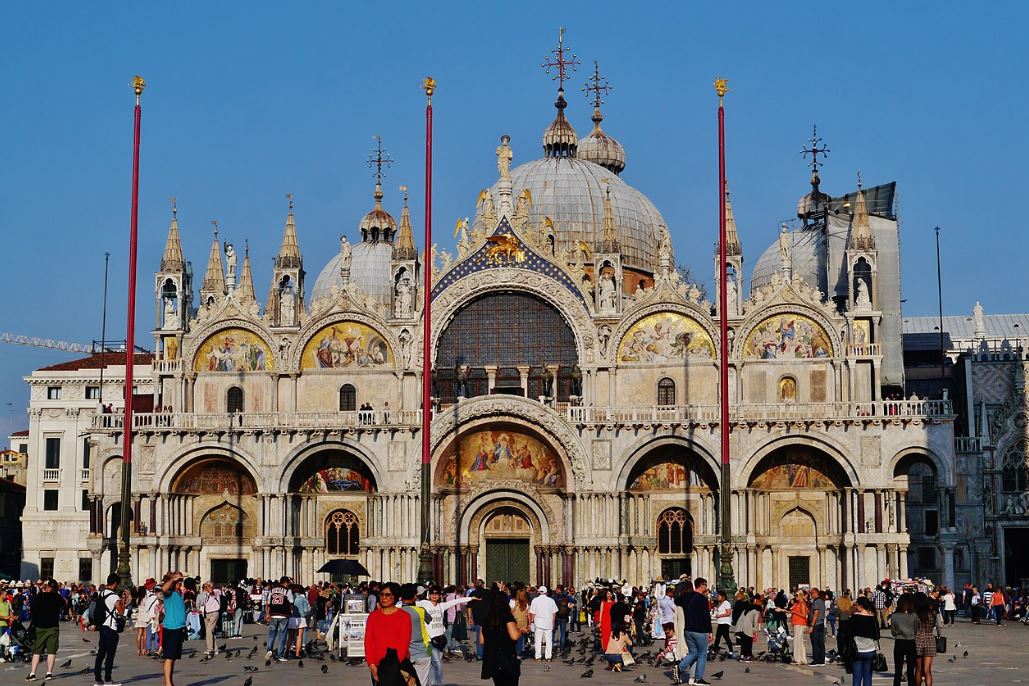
[144,578,156,590]
[538,585,548,594]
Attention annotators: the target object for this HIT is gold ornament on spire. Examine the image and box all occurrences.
[423,76,436,102]
[132,74,146,98]
[169,196,177,218]
[714,77,728,104]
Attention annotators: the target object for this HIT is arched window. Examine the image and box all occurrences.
[1002,442,1029,492]
[226,387,244,413]
[326,509,360,555]
[339,384,357,412]
[778,376,798,403]
[657,508,692,555]
[657,378,676,406]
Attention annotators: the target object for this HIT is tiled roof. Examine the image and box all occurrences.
[37,352,154,372]
[9,429,28,437]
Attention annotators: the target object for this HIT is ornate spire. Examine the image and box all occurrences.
[361,137,397,242]
[202,220,226,295]
[724,183,742,257]
[597,180,619,252]
[849,172,876,250]
[237,239,256,303]
[275,193,303,268]
[579,60,625,174]
[394,185,417,260]
[801,124,831,195]
[160,197,185,272]
[541,28,580,158]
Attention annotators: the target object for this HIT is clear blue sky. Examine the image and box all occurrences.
[2,1,1026,435]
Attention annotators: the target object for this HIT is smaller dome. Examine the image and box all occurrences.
[543,89,578,158]
[578,107,625,175]
[797,171,832,218]
[312,240,394,306]
[360,183,397,242]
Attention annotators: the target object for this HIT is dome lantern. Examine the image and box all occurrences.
[578,60,625,174]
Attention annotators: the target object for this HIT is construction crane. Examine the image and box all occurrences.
[0,334,147,354]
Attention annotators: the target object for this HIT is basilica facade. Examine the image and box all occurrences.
[78,75,958,592]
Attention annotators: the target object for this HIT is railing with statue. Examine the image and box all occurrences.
[92,409,422,432]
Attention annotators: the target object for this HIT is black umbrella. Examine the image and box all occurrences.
[317,559,370,577]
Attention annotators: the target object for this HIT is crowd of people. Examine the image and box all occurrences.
[0,573,1027,686]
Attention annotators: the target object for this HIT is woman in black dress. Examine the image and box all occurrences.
[480,586,522,686]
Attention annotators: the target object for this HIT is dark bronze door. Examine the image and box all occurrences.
[788,555,810,590]
[485,539,530,584]
[211,558,248,585]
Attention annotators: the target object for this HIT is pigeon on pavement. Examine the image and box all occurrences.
[580,669,593,678]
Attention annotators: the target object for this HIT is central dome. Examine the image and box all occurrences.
[474,157,667,274]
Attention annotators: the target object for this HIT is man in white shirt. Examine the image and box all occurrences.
[93,573,124,686]
[529,586,558,661]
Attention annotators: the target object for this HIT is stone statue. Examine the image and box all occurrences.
[778,223,791,272]
[224,242,237,282]
[512,188,532,231]
[496,135,513,180]
[398,328,412,367]
[658,226,672,268]
[598,325,612,356]
[395,277,413,318]
[439,249,453,271]
[599,273,616,312]
[163,297,179,329]
[339,235,353,272]
[725,277,738,316]
[855,276,871,308]
[279,290,295,325]
[974,300,986,337]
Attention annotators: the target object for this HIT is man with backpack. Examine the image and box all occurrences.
[554,585,574,651]
[264,577,294,663]
[91,573,125,686]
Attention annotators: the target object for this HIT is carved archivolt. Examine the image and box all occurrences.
[732,301,843,360]
[607,302,720,367]
[429,395,591,489]
[289,310,402,373]
[184,318,277,376]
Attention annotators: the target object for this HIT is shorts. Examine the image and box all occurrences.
[162,627,185,660]
[33,626,60,655]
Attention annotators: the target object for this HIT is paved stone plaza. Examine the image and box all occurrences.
[4,619,1025,686]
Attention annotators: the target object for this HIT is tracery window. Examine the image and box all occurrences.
[657,378,676,406]
[435,292,578,403]
[339,384,357,412]
[227,386,244,413]
[326,509,360,556]
[1002,441,1029,492]
[657,507,692,555]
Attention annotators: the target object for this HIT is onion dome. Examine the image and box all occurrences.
[797,170,832,218]
[543,89,578,158]
[578,105,626,175]
[359,181,397,242]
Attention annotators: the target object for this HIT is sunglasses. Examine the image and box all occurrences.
[380,592,395,598]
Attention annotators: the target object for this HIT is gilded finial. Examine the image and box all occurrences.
[169,196,177,219]
[714,77,728,104]
[131,74,146,102]
[211,219,219,241]
[542,27,580,91]
[423,76,436,102]
[286,192,294,211]
[400,185,409,204]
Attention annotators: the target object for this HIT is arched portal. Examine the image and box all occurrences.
[893,454,939,580]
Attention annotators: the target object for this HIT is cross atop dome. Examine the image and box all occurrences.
[801,125,830,174]
[578,60,625,174]
[541,27,580,91]
[368,135,394,187]
[582,60,611,108]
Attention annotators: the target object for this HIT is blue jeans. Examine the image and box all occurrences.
[677,631,709,680]
[852,651,874,686]
[146,626,159,653]
[469,624,483,659]
[554,618,568,650]
[267,617,289,658]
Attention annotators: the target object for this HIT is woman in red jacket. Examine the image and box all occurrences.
[364,582,412,684]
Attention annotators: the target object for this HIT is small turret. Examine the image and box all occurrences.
[267,194,305,328]
[199,220,226,307]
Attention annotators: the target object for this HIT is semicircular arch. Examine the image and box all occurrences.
[887,446,952,488]
[186,319,277,373]
[733,305,841,360]
[611,434,720,492]
[738,434,858,489]
[610,303,718,366]
[458,489,552,544]
[291,312,400,372]
[275,438,384,494]
[157,443,264,494]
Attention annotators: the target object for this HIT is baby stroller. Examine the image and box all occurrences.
[1,619,32,663]
[762,623,792,664]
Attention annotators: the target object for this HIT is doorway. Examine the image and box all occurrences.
[211,558,248,585]
[788,555,810,590]
[485,539,530,584]
[661,558,691,579]
[1004,527,1029,587]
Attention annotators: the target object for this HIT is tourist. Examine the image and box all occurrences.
[509,588,530,656]
[480,586,521,686]
[789,589,810,665]
[890,593,917,686]
[467,579,492,660]
[399,584,432,685]
[553,585,574,651]
[418,584,474,684]
[289,584,309,658]
[25,579,66,682]
[849,596,880,686]
[92,573,124,686]
[264,576,294,663]
[914,591,943,686]
[825,590,837,638]
[159,571,188,686]
[873,583,890,628]
[733,595,759,660]
[197,582,222,657]
[711,590,733,655]
[809,587,827,666]
[941,587,957,626]
[363,582,414,685]
[528,585,558,661]
[603,622,633,672]
[676,577,713,685]
[990,585,1006,625]
[596,588,615,652]
[969,585,982,624]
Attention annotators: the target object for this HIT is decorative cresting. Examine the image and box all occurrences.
[431,217,588,308]
[290,311,401,373]
[300,320,393,370]
[429,395,591,489]
[735,306,840,360]
[190,325,276,372]
[615,311,716,364]
[185,320,273,372]
[428,269,595,368]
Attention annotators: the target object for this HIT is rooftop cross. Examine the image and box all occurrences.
[211,219,218,240]
[169,196,177,219]
[286,192,294,210]
[368,135,394,184]
[582,60,611,108]
[801,125,830,173]
[541,27,580,91]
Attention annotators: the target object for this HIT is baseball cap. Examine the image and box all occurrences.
[538,585,548,594]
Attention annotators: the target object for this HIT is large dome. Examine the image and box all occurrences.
[750,227,826,294]
[312,240,394,306]
[473,157,667,274]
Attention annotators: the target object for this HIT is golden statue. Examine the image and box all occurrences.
[477,189,496,228]
[511,188,533,231]
[485,234,526,265]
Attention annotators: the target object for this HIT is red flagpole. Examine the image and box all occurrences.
[117,75,145,587]
[418,77,435,582]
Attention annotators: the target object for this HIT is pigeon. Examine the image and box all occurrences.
[243,666,258,672]
[544,663,550,672]
[320,664,328,674]
[580,669,593,678]
[463,653,476,662]
[254,635,259,640]
[963,650,969,658]
[59,660,72,668]
[298,660,304,668]
[220,644,229,653]
[563,658,576,665]
[328,653,338,662]
[633,676,647,683]
[948,655,958,663]
[243,678,253,686]
[711,671,724,680]
[79,668,93,675]
[248,646,258,659]
[744,666,751,673]
[82,637,91,643]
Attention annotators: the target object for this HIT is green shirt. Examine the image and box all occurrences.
[0,598,11,628]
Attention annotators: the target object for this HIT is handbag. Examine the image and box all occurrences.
[621,646,636,666]
[873,651,888,672]
[430,634,448,651]
[935,628,947,654]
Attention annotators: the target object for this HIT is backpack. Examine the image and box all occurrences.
[557,596,570,618]
[88,590,126,633]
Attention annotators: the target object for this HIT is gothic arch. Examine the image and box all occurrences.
[290,311,401,373]
[611,434,720,493]
[275,438,383,494]
[427,269,595,368]
[185,318,277,374]
[738,434,858,488]
[429,394,591,489]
